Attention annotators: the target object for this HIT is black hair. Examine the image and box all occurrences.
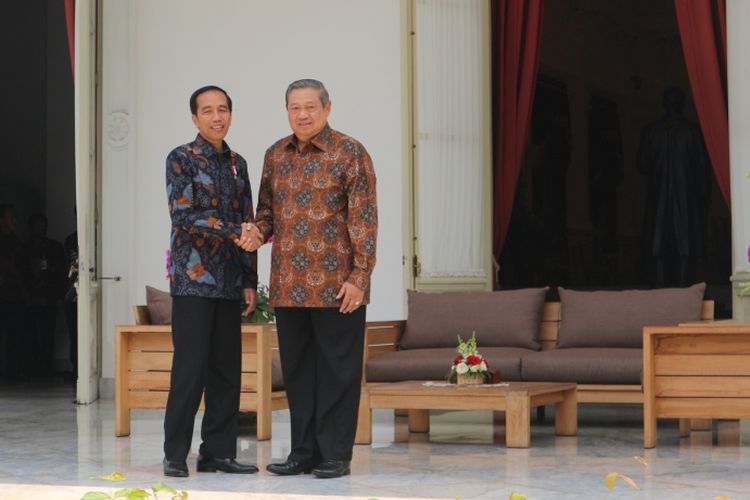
[285,79,329,107]
[190,85,232,114]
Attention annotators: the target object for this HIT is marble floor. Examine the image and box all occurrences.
[1,379,749,500]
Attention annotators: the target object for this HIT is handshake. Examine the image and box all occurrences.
[236,222,264,252]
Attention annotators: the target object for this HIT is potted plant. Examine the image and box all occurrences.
[241,283,275,323]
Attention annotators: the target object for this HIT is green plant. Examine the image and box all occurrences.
[82,479,186,500]
[242,283,275,323]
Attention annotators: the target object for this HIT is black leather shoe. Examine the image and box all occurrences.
[312,459,350,478]
[197,455,258,474]
[163,458,188,478]
[266,459,316,476]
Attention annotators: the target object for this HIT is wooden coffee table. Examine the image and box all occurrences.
[355,381,577,448]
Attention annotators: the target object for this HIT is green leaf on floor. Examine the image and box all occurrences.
[91,472,126,481]
[151,482,177,494]
[113,488,149,499]
[81,493,111,500]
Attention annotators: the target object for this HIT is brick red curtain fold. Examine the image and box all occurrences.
[674,0,730,205]
[491,0,544,265]
[64,0,75,78]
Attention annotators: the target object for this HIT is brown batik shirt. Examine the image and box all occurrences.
[255,125,377,308]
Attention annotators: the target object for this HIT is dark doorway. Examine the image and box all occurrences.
[0,1,77,383]
[498,0,731,317]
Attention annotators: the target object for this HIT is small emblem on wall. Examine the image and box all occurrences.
[106,111,130,150]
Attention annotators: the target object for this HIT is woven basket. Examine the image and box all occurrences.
[457,373,485,385]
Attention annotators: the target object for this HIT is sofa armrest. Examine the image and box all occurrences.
[362,321,405,384]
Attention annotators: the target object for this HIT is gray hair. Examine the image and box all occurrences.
[285,79,330,107]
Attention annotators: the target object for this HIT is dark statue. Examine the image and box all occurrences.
[637,86,712,287]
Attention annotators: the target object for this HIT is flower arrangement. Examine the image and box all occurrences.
[446,332,492,385]
[165,248,173,280]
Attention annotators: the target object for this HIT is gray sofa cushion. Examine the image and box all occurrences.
[146,286,172,325]
[399,288,547,350]
[521,348,643,384]
[366,347,534,382]
[556,283,706,348]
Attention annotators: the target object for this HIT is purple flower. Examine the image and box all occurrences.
[165,248,173,279]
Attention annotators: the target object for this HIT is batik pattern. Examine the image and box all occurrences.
[255,125,378,308]
[166,134,257,299]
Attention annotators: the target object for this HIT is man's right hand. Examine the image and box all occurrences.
[236,223,263,252]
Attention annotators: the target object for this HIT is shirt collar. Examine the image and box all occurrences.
[285,124,333,153]
[192,133,232,159]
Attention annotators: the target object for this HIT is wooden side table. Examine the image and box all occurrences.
[643,323,750,448]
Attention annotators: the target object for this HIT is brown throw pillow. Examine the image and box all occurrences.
[399,288,548,350]
[146,286,172,325]
[556,282,706,348]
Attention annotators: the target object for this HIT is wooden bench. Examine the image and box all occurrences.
[643,321,750,447]
[359,300,714,406]
[115,306,287,440]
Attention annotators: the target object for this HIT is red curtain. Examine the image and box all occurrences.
[64,0,75,78]
[674,0,730,205]
[491,0,544,267]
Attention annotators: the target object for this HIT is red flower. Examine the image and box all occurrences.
[454,355,463,365]
[466,355,482,366]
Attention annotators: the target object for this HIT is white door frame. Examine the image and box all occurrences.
[74,0,101,404]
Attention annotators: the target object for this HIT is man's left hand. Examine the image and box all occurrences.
[336,282,364,314]
[243,288,257,316]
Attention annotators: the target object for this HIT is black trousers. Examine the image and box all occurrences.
[26,304,57,373]
[0,301,24,378]
[163,296,241,462]
[275,306,366,463]
[64,300,77,372]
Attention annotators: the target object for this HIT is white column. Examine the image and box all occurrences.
[74,0,99,403]
[727,0,750,319]
[99,0,137,396]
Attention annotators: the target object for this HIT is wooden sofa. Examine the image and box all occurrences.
[115,306,287,440]
[355,294,714,444]
[360,300,714,404]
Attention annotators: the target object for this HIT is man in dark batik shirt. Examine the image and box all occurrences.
[162,85,262,478]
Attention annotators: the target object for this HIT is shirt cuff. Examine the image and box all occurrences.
[347,269,370,294]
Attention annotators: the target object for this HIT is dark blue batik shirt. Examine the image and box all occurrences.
[166,134,257,300]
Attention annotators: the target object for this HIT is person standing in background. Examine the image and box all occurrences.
[0,205,26,381]
[63,213,78,381]
[24,213,66,376]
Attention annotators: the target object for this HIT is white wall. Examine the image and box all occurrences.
[100,0,406,384]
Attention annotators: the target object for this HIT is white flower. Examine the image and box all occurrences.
[455,362,469,374]
[479,361,487,371]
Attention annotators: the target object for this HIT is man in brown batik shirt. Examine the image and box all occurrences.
[253,79,377,479]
